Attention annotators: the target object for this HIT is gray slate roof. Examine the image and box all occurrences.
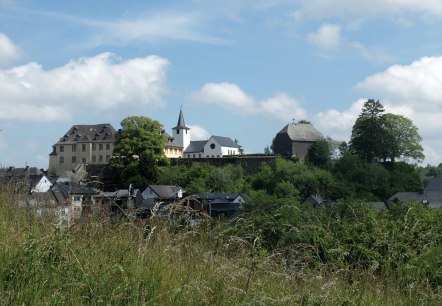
[173,109,189,130]
[184,140,207,153]
[277,123,324,142]
[211,136,241,148]
[149,185,182,199]
[184,136,240,153]
[55,123,116,145]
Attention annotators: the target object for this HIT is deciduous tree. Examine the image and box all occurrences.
[110,116,168,187]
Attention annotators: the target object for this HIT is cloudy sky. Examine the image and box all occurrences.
[1,0,442,168]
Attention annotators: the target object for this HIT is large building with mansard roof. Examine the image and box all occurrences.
[48,124,117,176]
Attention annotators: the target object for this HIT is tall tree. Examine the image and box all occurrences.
[306,139,331,168]
[380,113,424,163]
[349,99,385,162]
[110,116,168,187]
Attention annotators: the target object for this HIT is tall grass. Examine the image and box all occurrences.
[0,191,441,305]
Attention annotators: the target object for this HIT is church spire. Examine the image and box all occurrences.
[174,108,189,130]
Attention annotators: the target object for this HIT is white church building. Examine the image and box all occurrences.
[169,109,241,158]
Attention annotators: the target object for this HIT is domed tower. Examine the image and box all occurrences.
[172,108,190,151]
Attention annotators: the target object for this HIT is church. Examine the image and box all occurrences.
[164,109,241,159]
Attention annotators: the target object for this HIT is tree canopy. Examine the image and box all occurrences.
[349,99,424,163]
[110,116,168,187]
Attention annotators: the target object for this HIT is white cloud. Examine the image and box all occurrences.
[0,33,24,67]
[261,93,307,122]
[314,99,365,141]
[293,0,442,22]
[0,52,169,122]
[314,56,442,164]
[308,23,341,49]
[356,56,442,110]
[190,82,256,110]
[190,82,306,122]
[188,125,211,140]
[351,42,393,64]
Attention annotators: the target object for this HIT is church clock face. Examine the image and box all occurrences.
[210,143,215,149]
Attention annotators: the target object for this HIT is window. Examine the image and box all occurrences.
[106,155,110,162]
[59,156,64,163]
[72,145,76,152]
[177,130,180,134]
[106,143,110,150]
[82,157,86,163]
[92,156,96,162]
[193,154,195,158]
[187,154,191,158]
[99,144,103,151]
[92,144,96,151]
[82,144,86,152]
[72,156,76,163]
[99,155,103,162]
[60,145,64,152]
[198,154,201,158]
[210,143,215,149]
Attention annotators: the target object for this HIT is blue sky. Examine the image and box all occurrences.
[1,0,442,168]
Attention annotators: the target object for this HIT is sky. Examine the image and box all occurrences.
[1,0,442,168]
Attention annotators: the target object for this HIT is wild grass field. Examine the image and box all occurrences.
[0,190,441,305]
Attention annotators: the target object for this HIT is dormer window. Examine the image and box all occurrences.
[94,133,100,140]
[104,133,110,140]
[72,127,78,134]
[75,134,80,141]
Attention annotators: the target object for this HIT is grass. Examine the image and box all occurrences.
[0,192,441,305]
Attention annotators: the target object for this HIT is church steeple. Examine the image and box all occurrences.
[174,108,190,130]
[172,108,190,151]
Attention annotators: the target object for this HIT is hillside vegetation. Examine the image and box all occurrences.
[1,187,441,305]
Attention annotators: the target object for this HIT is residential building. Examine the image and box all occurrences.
[163,130,184,158]
[191,193,248,218]
[389,177,442,209]
[136,185,183,209]
[184,135,241,158]
[0,166,52,193]
[273,122,324,159]
[48,124,117,176]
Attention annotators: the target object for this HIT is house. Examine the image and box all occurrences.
[136,185,184,209]
[0,166,52,193]
[273,122,324,159]
[163,130,184,158]
[48,123,117,176]
[191,193,248,218]
[184,136,241,158]
[389,177,442,209]
[94,187,139,216]
[167,109,241,158]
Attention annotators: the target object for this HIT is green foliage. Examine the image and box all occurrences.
[306,139,332,168]
[350,99,385,162]
[250,158,336,200]
[110,116,168,187]
[380,113,424,163]
[157,163,246,194]
[350,99,424,163]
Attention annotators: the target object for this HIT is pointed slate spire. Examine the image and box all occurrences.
[173,108,190,130]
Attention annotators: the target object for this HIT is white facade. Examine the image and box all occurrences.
[172,127,190,151]
[202,136,240,158]
[31,175,52,193]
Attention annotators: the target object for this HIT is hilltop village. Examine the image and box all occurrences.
[1,108,330,225]
[2,98,442,228]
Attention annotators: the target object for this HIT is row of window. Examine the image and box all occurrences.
[187,154,219,158]
[58,143,111,153]
[59,155,110,164]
